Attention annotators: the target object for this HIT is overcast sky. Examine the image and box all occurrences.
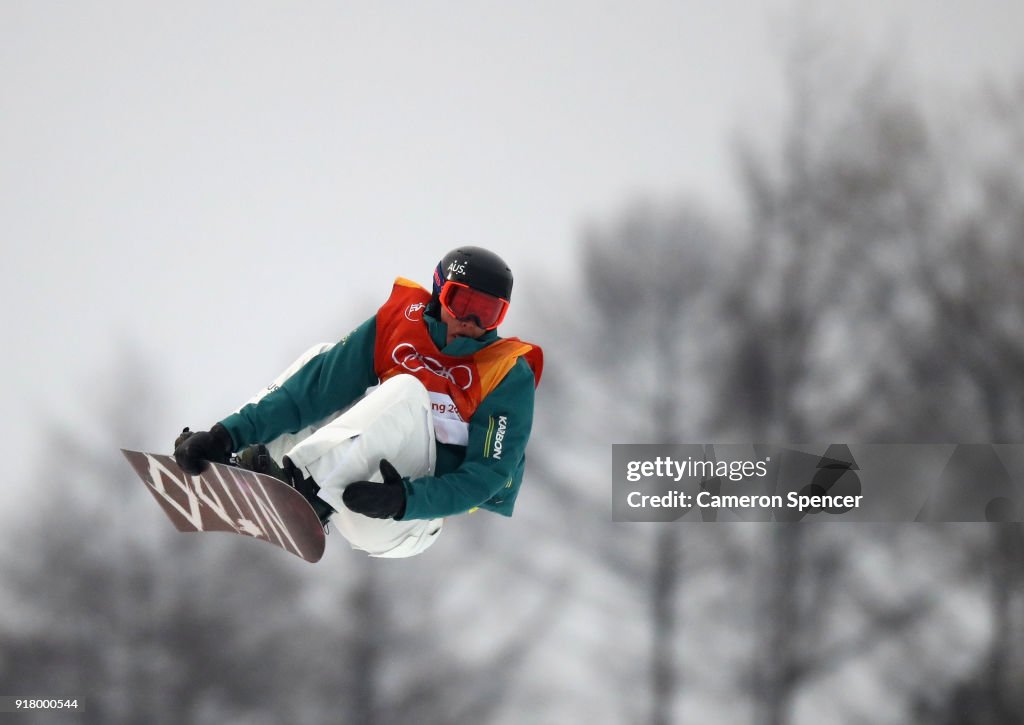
[2,1,1023,480]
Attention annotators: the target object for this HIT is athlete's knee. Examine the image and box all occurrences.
[381,373,429,401]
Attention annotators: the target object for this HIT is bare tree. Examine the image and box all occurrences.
[525,199,728,724]
[893,78,1024,725]
[716,32,1003,724]
[0,346,578,725]
[0,349,325,724]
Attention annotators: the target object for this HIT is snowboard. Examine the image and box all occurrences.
[121,449,326,563]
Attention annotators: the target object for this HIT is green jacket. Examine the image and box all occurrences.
[219,312,537,520]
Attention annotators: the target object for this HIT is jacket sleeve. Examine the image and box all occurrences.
[219,316,379,449]
[400,358,536,520]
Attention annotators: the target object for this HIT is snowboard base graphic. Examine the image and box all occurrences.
[121,449,326,563]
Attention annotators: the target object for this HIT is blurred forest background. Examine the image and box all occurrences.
[3,26,1024,725]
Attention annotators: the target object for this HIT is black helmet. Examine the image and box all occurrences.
[431,246,513,301]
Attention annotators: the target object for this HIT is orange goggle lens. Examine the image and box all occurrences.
[439,281,509,330]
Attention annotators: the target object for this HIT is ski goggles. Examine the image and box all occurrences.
[438,280,510,330]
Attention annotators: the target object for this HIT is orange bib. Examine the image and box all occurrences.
[373,278,542,445]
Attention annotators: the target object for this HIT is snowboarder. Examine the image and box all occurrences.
[173,246,543,558]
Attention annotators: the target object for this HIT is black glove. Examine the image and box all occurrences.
[173,423,234,475]
[342,459,407,520]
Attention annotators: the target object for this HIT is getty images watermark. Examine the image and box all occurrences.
[612,444,1024,522]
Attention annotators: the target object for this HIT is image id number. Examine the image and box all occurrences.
[7,698,80,711]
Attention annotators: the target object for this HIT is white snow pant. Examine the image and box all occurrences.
[241,344,444,558]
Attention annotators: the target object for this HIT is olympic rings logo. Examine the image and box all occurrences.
[392,343,473,390]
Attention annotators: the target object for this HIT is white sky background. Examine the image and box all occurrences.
[2,1,1023,481]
